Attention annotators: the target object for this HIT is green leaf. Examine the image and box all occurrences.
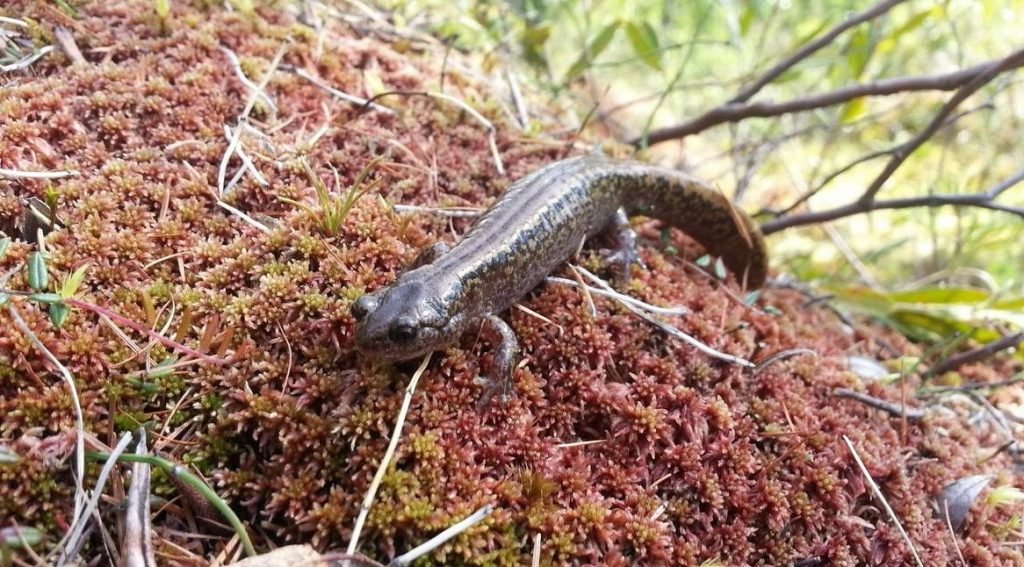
[565,21,620,81]
[520,24,551,69]
[714,258,727,280]
[29,293,64,304]
[888,287,992,305]
[59,264,89,299]
[155,0,171,19]
[49,303,70,328]
[0,525,44,548]
[845,27,874,80]
[0,237,9,260]
[624,20,661,70]
[839,97,867,124]
[739,1,761,36]
[27,251,47,291]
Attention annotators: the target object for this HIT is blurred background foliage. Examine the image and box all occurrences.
[379,0,1024,349]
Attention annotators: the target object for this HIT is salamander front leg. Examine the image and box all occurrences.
[474,315,520,406]
[599,208,645,282]
[409,242,450,269]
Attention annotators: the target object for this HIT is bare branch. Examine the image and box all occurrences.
[775,104,993,217]
[858,48,1024,203]
[761,171,1024,234]
[833,388,927,421]
[730,0,910,104]
[635,48,1024,146]
[927,332,1024,377]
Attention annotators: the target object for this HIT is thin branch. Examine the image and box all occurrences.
[927,332,1024,377]
[858,48,1024,203]
[289,66,396,114]
[761,166,1024,234]
[635,48,1024,146]
[776,103,994,217]
[730,0,909,104]
[545,275,689,317]
[833,388,927,421]
[53,26,86,66]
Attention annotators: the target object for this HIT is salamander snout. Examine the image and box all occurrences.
[352,280,456,361]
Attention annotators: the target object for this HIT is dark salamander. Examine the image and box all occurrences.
[352,155,768,398]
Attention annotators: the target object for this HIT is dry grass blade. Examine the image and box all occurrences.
[573,266,752,367]
[346,353,433,557]
[123,430,157,567]
[388,504,493,566]
[6,304,87,532]
[843,435,924,567]
[57,432,133,566]
[0,166,79,179]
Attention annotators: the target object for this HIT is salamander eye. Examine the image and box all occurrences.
[389,318,418,343]
[351,296,375,322]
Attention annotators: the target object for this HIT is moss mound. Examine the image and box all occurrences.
[1,1,1022,565]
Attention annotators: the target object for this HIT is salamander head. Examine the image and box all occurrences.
[352,277,462,361]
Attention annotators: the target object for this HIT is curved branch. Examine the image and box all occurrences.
[774,103,994,217]
[731,0,910,104]
[927,332,1024,377]
[761,164,1024,234]
[858,48,1024,203]
[634,49,1024,146]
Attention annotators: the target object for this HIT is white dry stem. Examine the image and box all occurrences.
[1,45,54,72]
[546,276,689,317]
[388,504,493,566]
[219,46,278,114]
[57,432,133,565]
[0,166,79,179]
[573,266,753,367]
[504,68,529,129]
[0,16,29,27]
[346,353,433,557]
[291,66,396,114]
[843,435,924,567]
[554,439,606,449]
[423,91,505,175]
[222,125,268,186]
[218,42,287,197]
[392,204,483,218]
[7,305,87,530]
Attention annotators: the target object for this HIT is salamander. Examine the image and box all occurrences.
[351,154,768,398]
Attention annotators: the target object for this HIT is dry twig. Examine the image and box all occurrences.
[636,47,1024,146]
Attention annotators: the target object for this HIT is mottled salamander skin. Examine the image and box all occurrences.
[352,155,768,378]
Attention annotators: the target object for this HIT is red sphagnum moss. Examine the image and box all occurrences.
[1,2,1023,566]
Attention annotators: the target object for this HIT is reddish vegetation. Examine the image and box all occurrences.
[1,2,1022,566]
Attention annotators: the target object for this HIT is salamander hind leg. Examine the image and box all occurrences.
[473,315,520,407]
[598,208,645,282]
